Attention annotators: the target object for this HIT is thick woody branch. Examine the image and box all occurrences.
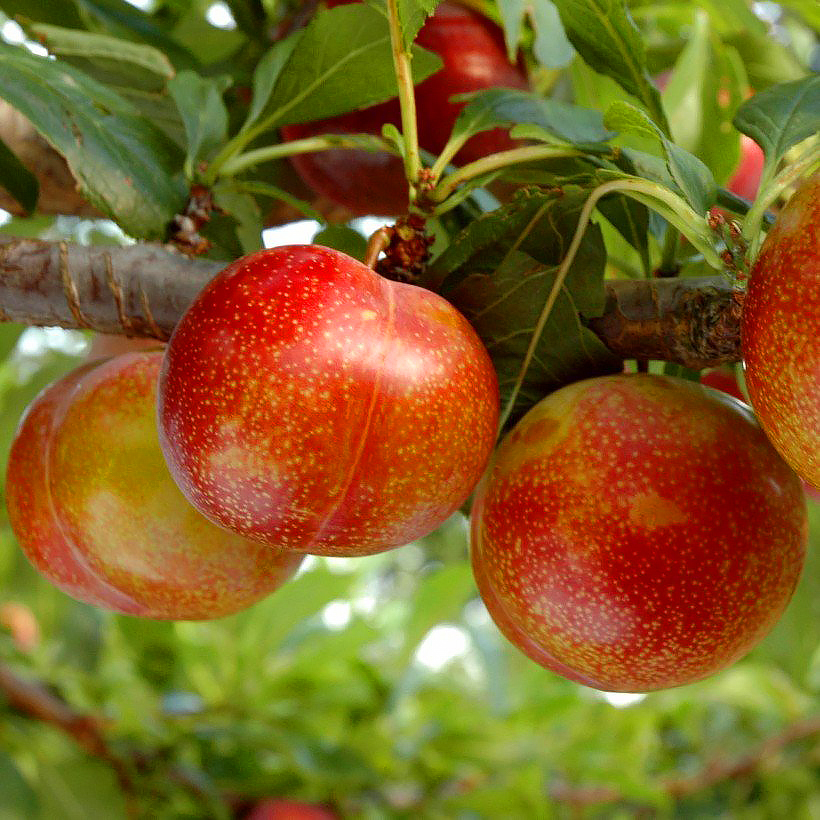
[588,276,743,368]
[0,235,742,367]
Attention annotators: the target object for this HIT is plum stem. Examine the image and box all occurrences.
[386,0,423,201]
[217,133,396,177]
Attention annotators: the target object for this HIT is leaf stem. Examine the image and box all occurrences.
[432,145,585,203]
[742,143,820,262]
[386,0,422,196]
[216,134,396,177]
[497,177,720,431]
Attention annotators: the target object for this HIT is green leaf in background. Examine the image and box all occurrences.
[26,24,186,147]
[0,137,38,214]
[211,181,264,253]
[0,324,24,363]
[0,43,185,239]
[0,753,38,820]
[28,24,174,93]
[72,0,198,70]
[734,76,820,167]
[0,0,83,28]
[396,0,439,50]
[312,224,369,261]
[530,0,574,69]
[250,4,443,130]
[168,71,231,177]
[430,188,622,422]
[243,33,303,133]
[605,100,716,213]
[452,89,613,148]
[776,0,820,29]
[38,761,129,820]
[551,0,668,132]
[496,0,526,61]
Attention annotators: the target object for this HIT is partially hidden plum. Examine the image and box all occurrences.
[5,352,302,619]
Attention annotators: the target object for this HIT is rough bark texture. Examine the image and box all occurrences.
[0,235,742,365]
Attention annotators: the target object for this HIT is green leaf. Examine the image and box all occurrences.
[71,0,198,70]
[0,137,38,214]
[776,0,820,29]
[28,24,174,93]
[605,100,715,213]
[451,89,613,148]
[212,181,264,253]
[530,0,574,69]
[734,77,820,167]
[312,224,368,261]
[0,754,37,820]
[396,0,438,50]
[249,4,443,130]
[497,0,526,61]
[0,0,83,28]
[243,33,303,133]
[0,324,24,363]
[0,43,185,239]
[38,761,128,820]
[399,564,475,664]
[168,71,231,177]
[551,0,667,131]
[430,188,622,423]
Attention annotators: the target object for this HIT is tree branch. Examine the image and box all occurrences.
[0,235,742,367]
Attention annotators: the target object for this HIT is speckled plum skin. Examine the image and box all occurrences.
[471,374,807,692]
[158,245,499,556]
[5,352,302,619]
[742,171,819,489]
[281,1,528,216]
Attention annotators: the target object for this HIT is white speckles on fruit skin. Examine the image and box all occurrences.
[742,171,820,488]
[471,374,808,692]
[158,245,499,556]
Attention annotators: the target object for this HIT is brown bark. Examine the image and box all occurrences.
[0,235,742,367]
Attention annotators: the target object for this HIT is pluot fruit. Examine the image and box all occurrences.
[158,245,499,556]
[245,799,337,820]
[471,374,807,692]
[741,171,819,489]
[280,1,529,215]
[727,135,764,201]
[5,352,302,619]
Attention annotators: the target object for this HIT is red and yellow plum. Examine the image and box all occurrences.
[471,374,807,692]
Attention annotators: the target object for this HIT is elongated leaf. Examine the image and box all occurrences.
[776,0,820,28]
[430,188,621,422]
[252,4,443,129]
[497,0,526,61]
[451,89,613,148]
[0,754,37,820]
[530,0,574,69]
[605,100,715,213]
[243,32,303,132]
[72,0,198,69]
[397,0,438,49]
[29,24,174,93]
[38,761,128,820]
[734,77,820,166]
[0,137,38,213]
[551,0,667,131]
[168,71,230,176]
[0,44,185,239]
